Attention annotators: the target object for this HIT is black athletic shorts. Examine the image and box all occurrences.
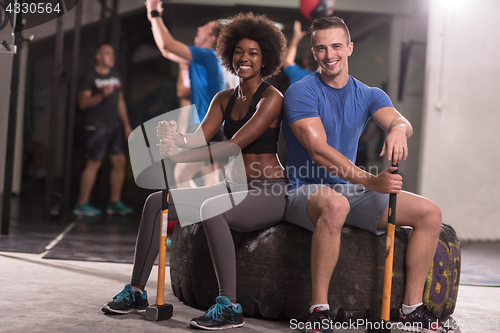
[83,124,126,160]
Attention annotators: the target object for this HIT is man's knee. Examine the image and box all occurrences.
[416,200,442,232]
[426,202,442,231]
[85,159,102,171]
[174,164,190,183]
[309,190,350,231]
[110,155,126,169]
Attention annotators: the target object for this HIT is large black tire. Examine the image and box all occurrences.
[170,222,460,321]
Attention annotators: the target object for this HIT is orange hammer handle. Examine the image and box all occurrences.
[381,163,399,321]
[381,222,395,320]
[156,191,169,306]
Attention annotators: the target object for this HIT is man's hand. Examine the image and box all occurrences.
[379,124,408,164]
[101,85,114,97]
[145,0,163,21]
[368,166,402,194]
[292,20,307,43]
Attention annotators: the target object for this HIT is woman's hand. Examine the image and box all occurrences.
[157,139,181,157]
[157,120,180,157]
[157,120,177,142]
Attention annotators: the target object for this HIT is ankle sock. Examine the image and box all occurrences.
[131,286,143,294]
[402,302,423,315]
[310,304,330,314]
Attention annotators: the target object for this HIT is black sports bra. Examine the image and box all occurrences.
[223,81,280,154]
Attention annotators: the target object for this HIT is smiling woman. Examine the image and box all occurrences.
[156,12,289,331]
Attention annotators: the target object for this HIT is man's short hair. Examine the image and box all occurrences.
[309,16,351,45]
[210,21,222,43]
[94,42,113,55]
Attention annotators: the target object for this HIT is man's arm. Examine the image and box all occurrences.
[163,51,191,65]
[289,117,402,194]
[146,0,192,61]
[118,92,132,138]
[284,20,307,69]
[176,63,191,100]
[371,106,413,163]
[176,63,191,134]
[78,85,114,110]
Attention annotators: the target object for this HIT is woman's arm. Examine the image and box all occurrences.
[158,86,283,163]
[158,90,229,150]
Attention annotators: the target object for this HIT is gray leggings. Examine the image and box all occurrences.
[131,179,287,301]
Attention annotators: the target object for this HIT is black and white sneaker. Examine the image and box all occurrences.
[398,304,452,332]
[101,284,148,314]
[304,306,334,333]
[189,296,244,330]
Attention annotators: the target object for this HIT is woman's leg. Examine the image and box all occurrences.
[102,191,166,314]
[201,180,287,301]
[131,181,230,287]
[131,191,163,288]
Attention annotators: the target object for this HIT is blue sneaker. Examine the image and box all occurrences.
[106,200,133,215]
[73,202,102,216]
[101,284,148,314]
[189,296,244,330]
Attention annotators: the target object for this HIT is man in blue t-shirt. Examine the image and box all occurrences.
[146,0,226,187]
[283,17,449,333]
[147,0,225,121]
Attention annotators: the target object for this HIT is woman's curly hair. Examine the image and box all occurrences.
[216,12,287,79]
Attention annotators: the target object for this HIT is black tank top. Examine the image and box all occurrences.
[223,81,280,154]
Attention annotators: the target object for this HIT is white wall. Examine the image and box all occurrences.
[420,0,500,240]
[385,1,428,193]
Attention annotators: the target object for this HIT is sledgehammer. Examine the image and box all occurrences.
[367,163,399,333]
[145,159,173,321]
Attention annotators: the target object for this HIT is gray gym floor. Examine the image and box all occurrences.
[1,250,499,333]
[1,188,499,332]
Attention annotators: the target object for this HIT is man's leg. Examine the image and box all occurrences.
[173,162,205,188]
[200,161,221,186]
[77,159,103,205]
[109,154,126,203]
[376,191,442,306]
[307,187,350,305]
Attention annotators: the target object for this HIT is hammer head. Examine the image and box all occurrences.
[145,304,173,321]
